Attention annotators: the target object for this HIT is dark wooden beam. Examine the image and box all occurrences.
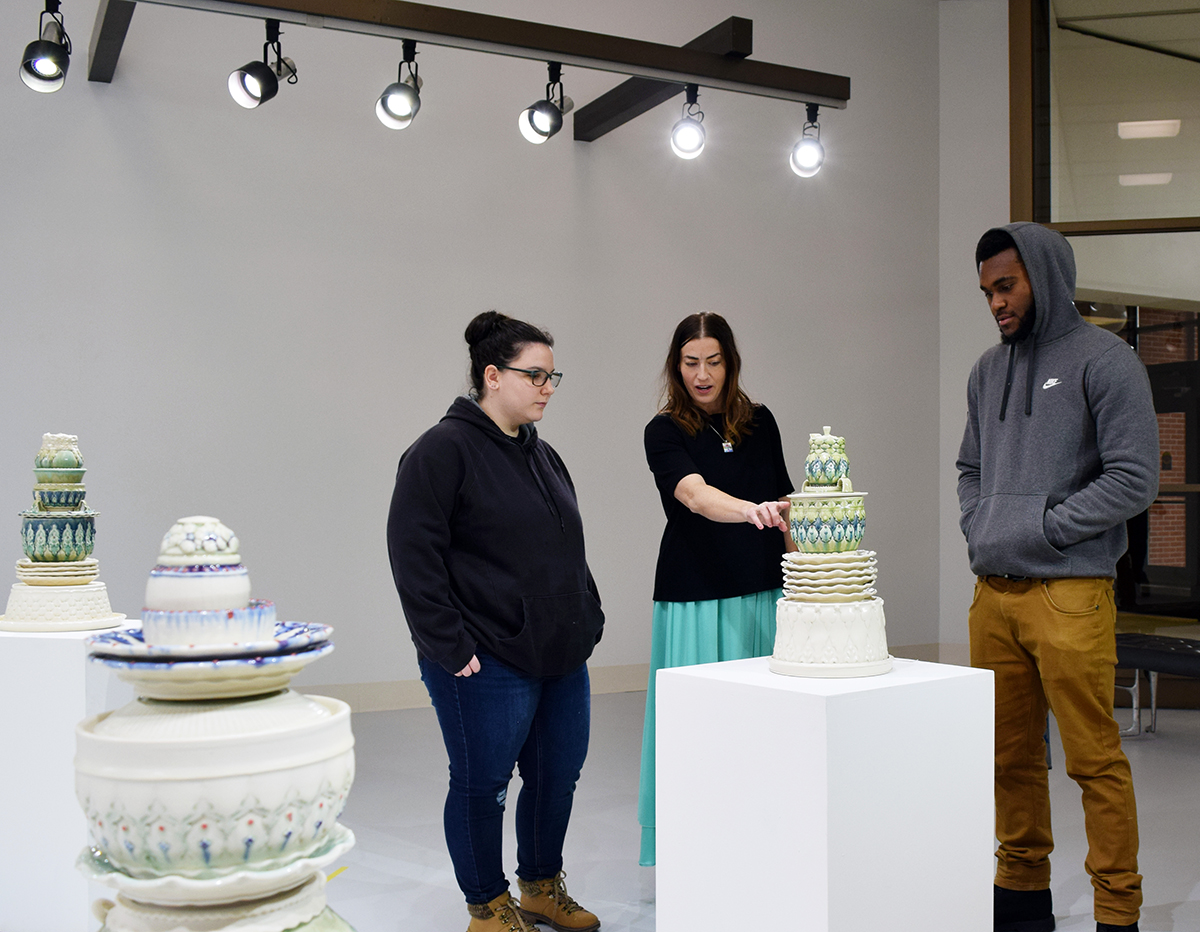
[106,0,850,107]
[89,0,138,83]
[573,17,752,142]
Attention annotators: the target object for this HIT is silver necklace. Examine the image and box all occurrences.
[710,423,733,453]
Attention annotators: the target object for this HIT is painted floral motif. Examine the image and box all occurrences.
[77,765,354,878]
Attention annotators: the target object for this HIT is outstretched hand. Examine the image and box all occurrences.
[743,500,789,531]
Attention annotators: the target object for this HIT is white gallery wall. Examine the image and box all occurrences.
[937,0,1011,656]
[1,0,946,693]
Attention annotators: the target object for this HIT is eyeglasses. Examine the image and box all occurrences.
[499,366,563,387]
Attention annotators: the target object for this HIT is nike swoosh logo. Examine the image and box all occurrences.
[1042,378,1061,390]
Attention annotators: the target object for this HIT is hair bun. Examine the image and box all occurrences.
[465,310,510,347]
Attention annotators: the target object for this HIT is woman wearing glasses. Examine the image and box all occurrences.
[388,311,604,932]
[637,311,796,866]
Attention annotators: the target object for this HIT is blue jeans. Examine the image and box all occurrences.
[420,651,591,904]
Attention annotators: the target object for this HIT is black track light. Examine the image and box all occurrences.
[519,62,574,144]
[670,84,705,159]
[20,0,71,94]
[229,19,297,109]
[377,40,422,130]
[790,103,825,177]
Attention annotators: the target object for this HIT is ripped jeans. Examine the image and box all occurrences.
[420,651,591,904]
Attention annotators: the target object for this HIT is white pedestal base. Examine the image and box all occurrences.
[656,656,994,932]
[0,627,137,931]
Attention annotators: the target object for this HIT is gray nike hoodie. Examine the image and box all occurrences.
[957,222,1159,579]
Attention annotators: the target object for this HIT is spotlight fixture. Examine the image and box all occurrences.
[376,39,422,129]
[19,0,71,94]
[228,19,297,109]
[670,84,706,159]
[790,103,825,178]
[519,62,574,144]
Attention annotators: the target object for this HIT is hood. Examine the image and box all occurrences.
[442,395,538,448]
[998,221,1083,344]
[982,222,1084,420]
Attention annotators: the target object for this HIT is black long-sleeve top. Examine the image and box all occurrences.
[645,405,794,602]
[388,397,603,676]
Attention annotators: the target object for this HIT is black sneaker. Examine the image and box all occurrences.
[995,885,1055,932]
[1096,923,1138,932]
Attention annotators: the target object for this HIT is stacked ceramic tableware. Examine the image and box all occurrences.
[77,516,357,932]
[770,427,893,678]
[0,433,125,632]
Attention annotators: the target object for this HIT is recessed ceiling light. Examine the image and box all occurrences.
[1117,119,1181,139]
[1118,173,1172,186]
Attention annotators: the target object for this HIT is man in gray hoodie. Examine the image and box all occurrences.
[958,222,1159,932]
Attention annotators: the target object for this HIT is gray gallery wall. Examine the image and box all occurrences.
[937,0,1010,656]
[1,0,950,691]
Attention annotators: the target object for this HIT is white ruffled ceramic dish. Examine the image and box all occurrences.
[92,641,335,700]
[87,622,332,661]
[782,563,878,578]
[784,550,876,565]
[785,582,876,593]
[77,823,354,906]
[96,872,330,932]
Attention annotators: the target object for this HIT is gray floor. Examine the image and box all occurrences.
[325,690,1200,931]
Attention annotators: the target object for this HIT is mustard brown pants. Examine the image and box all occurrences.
[969,575,1141,927]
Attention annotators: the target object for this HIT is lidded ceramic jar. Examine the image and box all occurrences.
[804,426,849,487]
[789,426,867,553]
[75,689,355,880]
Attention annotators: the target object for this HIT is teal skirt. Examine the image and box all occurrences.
[636,588,781,866]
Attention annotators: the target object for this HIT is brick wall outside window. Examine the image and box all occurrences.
[1137,308,1195,569]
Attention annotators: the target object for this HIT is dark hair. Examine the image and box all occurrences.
[976,228,1018,268]
[464,311,554,398]
[660,312,755,444]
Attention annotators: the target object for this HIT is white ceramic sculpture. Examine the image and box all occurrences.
[771,429,892,678]
[0,433,124,631]
[78,517,356,930]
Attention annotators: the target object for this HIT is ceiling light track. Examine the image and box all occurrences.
[88,0,850,110]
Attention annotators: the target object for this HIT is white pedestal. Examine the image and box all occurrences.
[656,657,994,932]
[0,627,137,932]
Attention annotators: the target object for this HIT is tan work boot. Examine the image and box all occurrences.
[516,872,600,932]
[467,891,534,932]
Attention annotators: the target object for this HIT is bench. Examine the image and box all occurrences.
[1114,632,1200,737]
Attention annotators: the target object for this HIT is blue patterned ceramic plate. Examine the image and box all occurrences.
[86,622,333,660]
[88,640,336,700]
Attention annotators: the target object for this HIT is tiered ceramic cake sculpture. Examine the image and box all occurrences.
[76,516,356,932]
[770,427,892,678]
[0,433,124,632]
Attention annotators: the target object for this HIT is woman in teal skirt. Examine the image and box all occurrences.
[638,312,797,865]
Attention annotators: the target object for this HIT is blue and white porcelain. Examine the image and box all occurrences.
[91,640,335,700]
[88,621,333,661]
[140,598,276,647]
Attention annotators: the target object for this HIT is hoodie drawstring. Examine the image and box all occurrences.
[999,344,1016,421]
[1024,337,1036,416]
[998,337,1037,421]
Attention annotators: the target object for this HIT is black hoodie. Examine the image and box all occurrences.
[388,396,603,676]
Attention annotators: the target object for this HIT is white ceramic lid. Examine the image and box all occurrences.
[76,691,353,780]
[156,516,242,567]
